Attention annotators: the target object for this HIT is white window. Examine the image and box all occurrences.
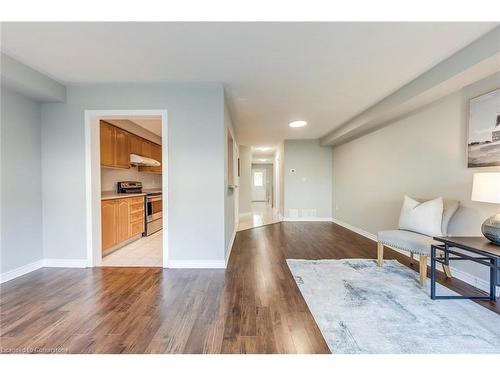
[253,171,264,187]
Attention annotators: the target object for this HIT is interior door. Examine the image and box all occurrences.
[252,169,267,202]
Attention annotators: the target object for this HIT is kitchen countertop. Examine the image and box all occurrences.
[101,192,147,200]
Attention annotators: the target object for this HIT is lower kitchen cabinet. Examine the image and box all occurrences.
[101,196,145,256]
[116,199,131,243]
[101,199,117,252]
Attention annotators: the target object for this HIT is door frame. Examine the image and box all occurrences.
[84,109,169,268]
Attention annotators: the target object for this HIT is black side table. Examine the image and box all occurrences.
[431,237,500,301]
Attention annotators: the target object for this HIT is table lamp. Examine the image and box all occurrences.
[471,172,500,245]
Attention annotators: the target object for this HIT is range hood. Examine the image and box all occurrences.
[130,153,160,167]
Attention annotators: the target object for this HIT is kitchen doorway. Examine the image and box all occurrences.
[84,109,168,268]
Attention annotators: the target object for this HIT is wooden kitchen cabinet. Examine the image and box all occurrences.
[115,128,131,168]
[101,199,118,253]
[100,122,116,167]
[139,142,162,174]
[100,121,162,172]
[141,139,152,158]
[130,134,142,155]
[100,121,130,169]
[101,196,145,256]
[116,199,130,243]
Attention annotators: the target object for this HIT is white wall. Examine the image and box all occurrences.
[332,72,500,280]
[1,87,43,273]
[276,142,285,216]
[238,145,252,215]
[284,139,333,219]
[101,166,162,192]
[224,102,238,260]
[41,83,226,264]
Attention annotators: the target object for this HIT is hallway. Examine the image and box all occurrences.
[237,202,281,231]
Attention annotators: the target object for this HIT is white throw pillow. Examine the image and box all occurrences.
[398,195,444,237]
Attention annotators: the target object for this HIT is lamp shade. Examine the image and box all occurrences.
[471,172,500,204]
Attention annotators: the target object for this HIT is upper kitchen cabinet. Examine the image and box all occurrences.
[130,134,142,155]
[100,121,130,169]
[140,142,162,174]
[115,128,131,168]
[141,139,152,158]
[100,120,161,172]
[100,121,116,167]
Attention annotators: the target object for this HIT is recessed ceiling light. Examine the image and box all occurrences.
[256,147,272,151]
[289,120,307,128]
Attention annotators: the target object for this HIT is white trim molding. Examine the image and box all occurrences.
[83,109,169,269]
[225,230,236,267]
[284,217,333,222]
[166,260,226,269]
[331,218,377,241]
[43,259,88,268]
[331,218,500,297]
[0,258,88,283]
[0,260,44,284]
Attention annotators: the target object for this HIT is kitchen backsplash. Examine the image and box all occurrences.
[101,167,162,192]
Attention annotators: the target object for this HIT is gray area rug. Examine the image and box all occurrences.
[287,259,500,354]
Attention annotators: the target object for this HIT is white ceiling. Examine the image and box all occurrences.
[1,22,496,146]
[130,118,162,136]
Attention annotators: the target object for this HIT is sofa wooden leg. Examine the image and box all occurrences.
[442,264,452,278]
[410,252,414,265]
[419,255,428,287]
[377,242,384,267]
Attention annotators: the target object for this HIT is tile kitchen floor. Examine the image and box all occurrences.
[101,230,162,267]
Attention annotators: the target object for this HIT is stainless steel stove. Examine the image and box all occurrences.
[117,182,162,236]
[146,191,162,236]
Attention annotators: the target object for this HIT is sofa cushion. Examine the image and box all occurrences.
[415,198,460,236]
[377,229,439,256]
[398,196,444,237]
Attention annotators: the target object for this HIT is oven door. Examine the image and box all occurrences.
[147,195,162,222]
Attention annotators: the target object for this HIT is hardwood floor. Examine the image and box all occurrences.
[1,222,498,354]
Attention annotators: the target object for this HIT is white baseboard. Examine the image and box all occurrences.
[0,259,44,284]
[166,259,226,269]
[43,259,88,268]
[331,218,500,297]
[331,218,377,241]
[225,230,236,267]
[1,258,90,284]
[284,217,333,222]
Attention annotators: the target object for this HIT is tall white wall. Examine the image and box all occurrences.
[41,83,226,264]
[1,88,43,273]
[332,72,500,280]
[284,139,333,219]
[276,142,285,216]
[224,103,238,259]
